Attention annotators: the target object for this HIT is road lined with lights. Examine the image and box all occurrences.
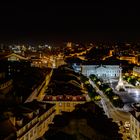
[89,79,130,122]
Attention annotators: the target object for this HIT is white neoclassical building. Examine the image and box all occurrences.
[81,64,120,78]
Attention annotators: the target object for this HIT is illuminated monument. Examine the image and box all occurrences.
[116,67,126,91]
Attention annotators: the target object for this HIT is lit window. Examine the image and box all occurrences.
[67,103,70,107]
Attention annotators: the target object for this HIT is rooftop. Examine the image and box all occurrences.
[13,100,55,129]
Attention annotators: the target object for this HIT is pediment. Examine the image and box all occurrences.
[5,53,28,61]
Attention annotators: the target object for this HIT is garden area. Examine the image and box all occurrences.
[89,74,124,108]
[80,74,101,101]
[123,74,140,87]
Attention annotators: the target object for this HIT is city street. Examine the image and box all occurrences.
[89,79,130,122]
[110,81,140,111]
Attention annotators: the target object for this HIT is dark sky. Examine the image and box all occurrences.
[0,1,140,43]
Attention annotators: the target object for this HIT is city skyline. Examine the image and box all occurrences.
[1,29,140,139]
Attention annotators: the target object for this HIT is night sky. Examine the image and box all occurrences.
[0,1,140,43]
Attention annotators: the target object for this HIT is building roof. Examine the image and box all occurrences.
[0,53,28,61]
[23,100,55,112]
[6,53,28,60]
[13,100,55,129]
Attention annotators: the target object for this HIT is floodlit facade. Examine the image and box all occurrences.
[118,55,138,64]
[133,66,140,77]
[81,65,120,78]
[9,101,56,140]
[130,103,140,140]
[5,53,28,61]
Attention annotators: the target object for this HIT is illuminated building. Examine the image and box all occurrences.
[31,59,43,68]
[8,100,56,140]
[81,64,120,78]
[133,66,140,77]
[43,95,86,114]
[4,53,28,61]
[66,42,72,48]
[130,103,140,140]
[118,55,138,64]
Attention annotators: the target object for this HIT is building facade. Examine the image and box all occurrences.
[0,79,13,94]
[130,103,140,140]
[81,65,120,78]
[133,66,140,77]
[43,95,86,114]
[8,100,56,140]
[118,55,138,64]
[0,71,13,94]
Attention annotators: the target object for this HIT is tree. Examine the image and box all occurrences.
[43,102,122,140]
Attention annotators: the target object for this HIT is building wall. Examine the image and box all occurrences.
[15,105,56,140]
[81,65,120,78]
[0,79,13,94]
[44,101,85,114]
[130,114,140,140]
[133,67,140,77]
[119,56,137,64]
[0,72,5,79]
[0,79,13,90]
[37,106,56,138]
[16,117,38,140]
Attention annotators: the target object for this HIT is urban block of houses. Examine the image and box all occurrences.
[0,100,56,140]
